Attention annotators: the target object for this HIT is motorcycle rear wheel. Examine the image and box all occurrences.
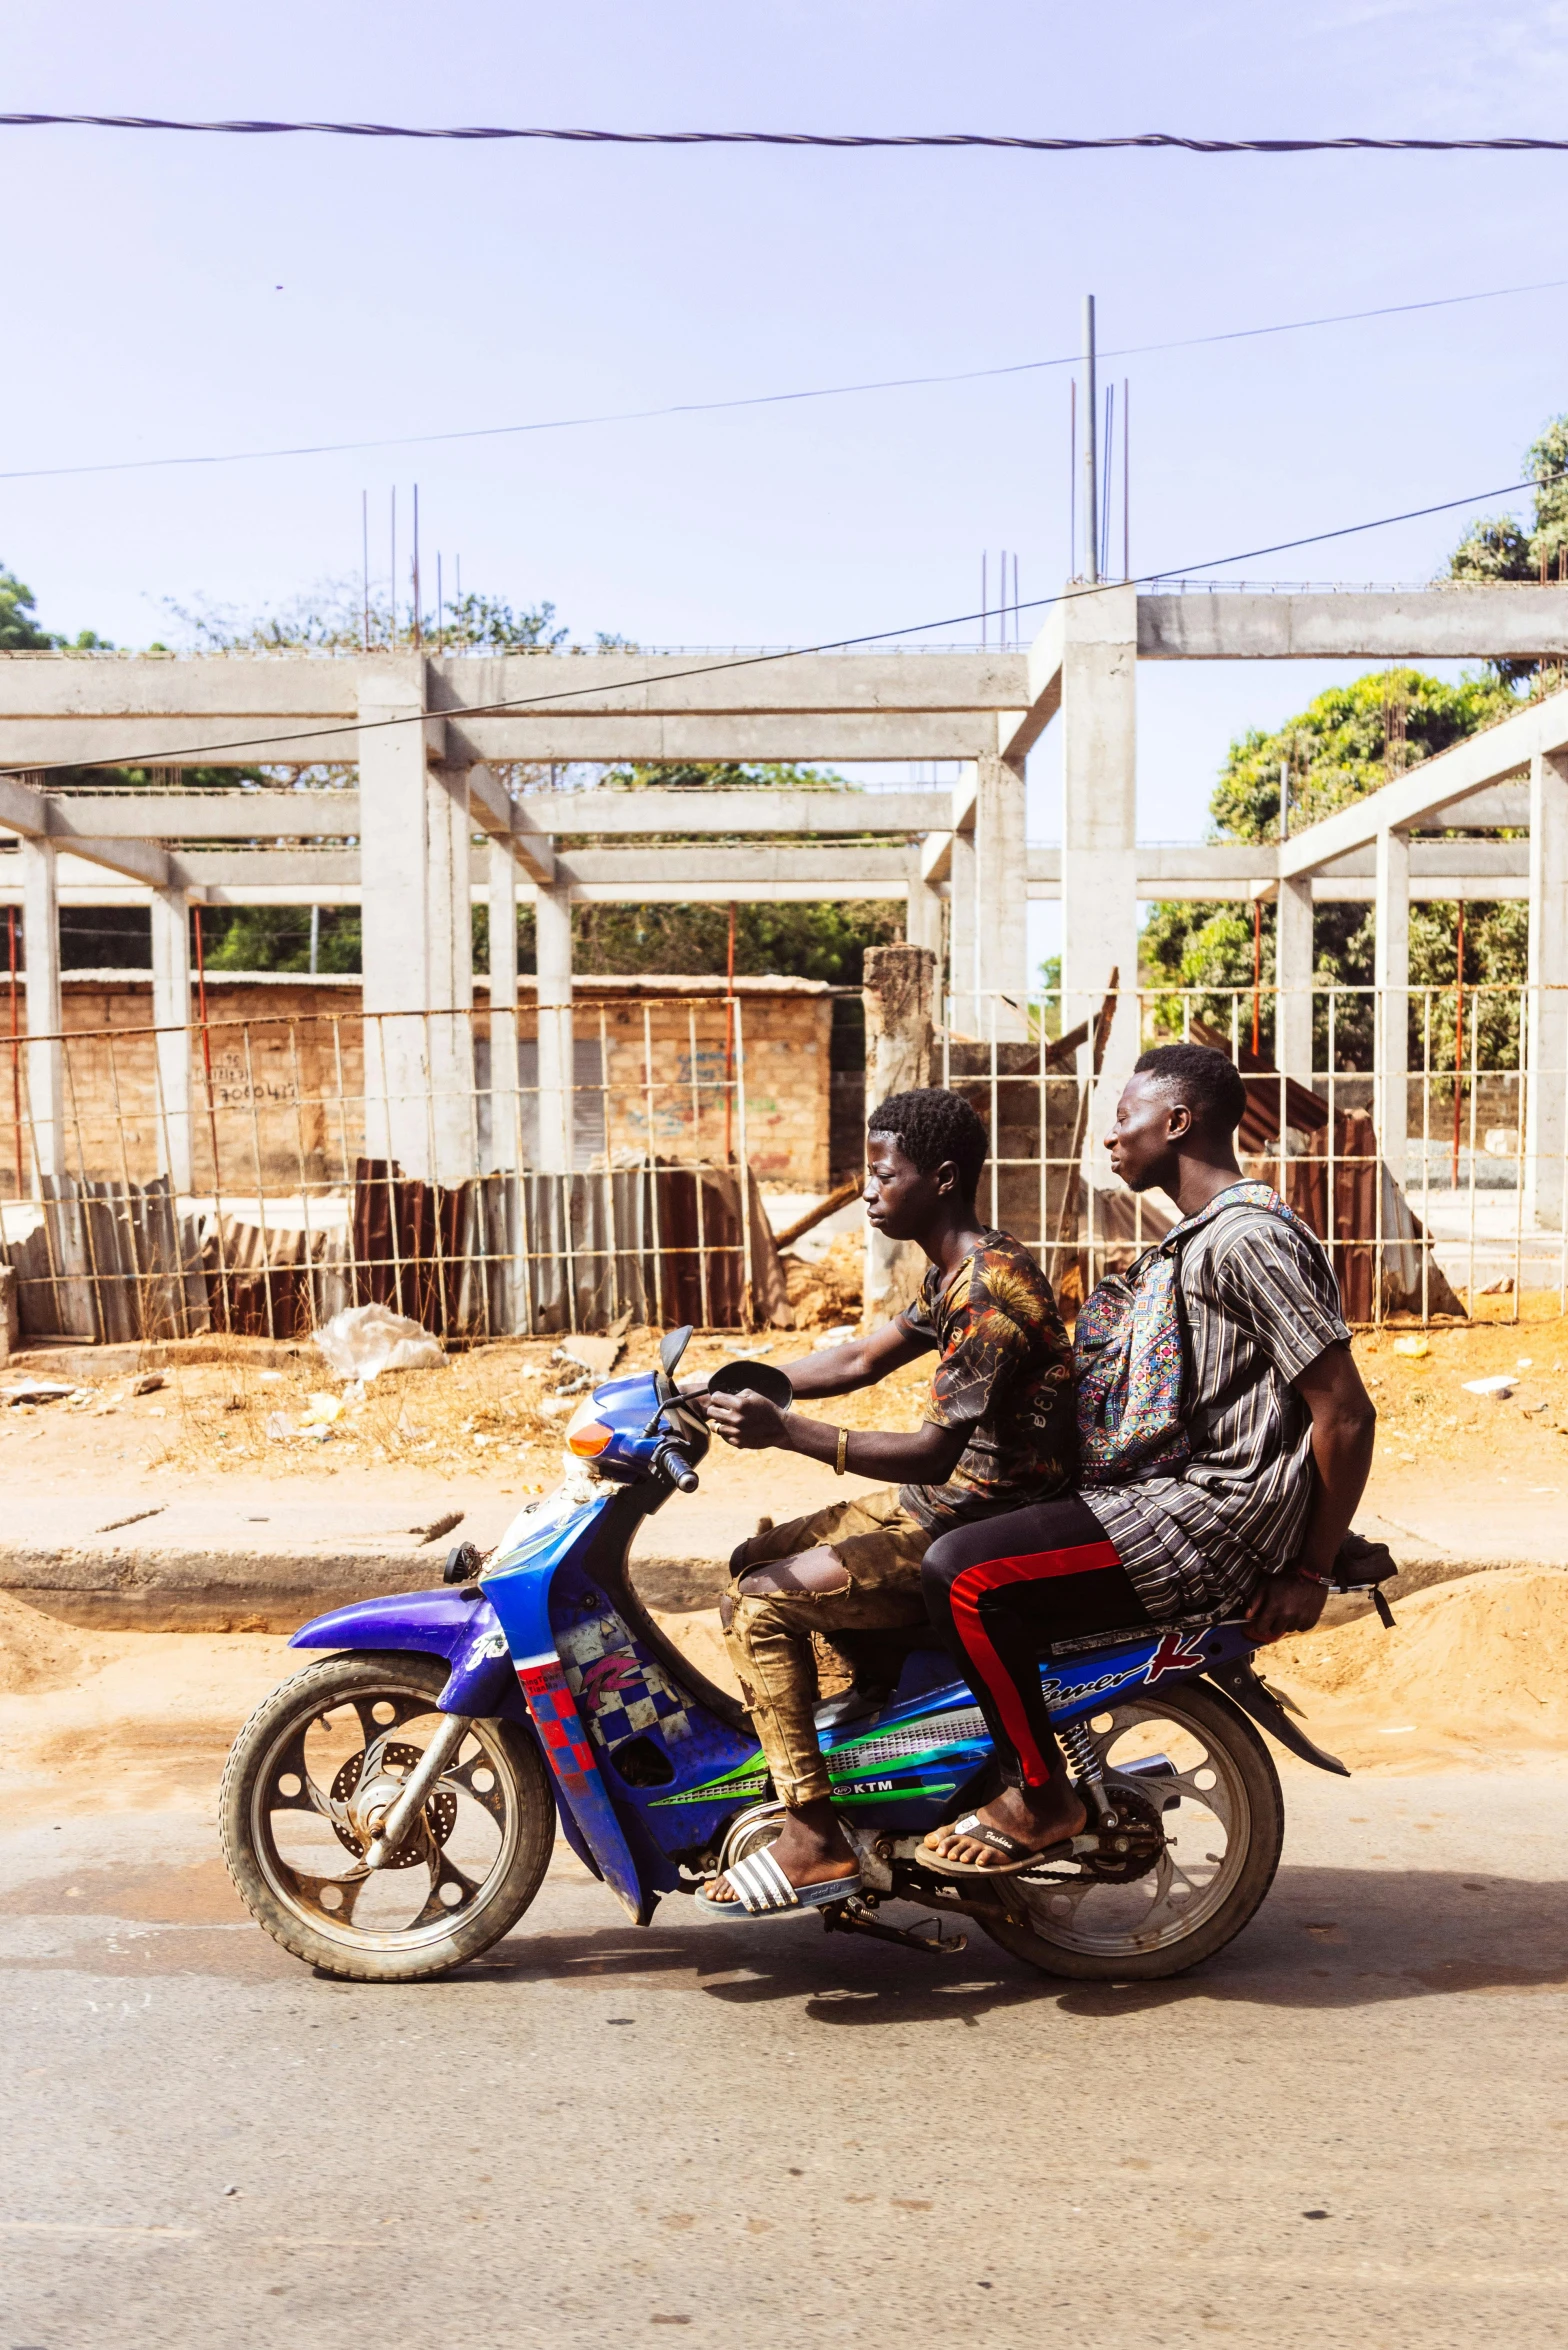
[220,1651,555,1982]
[977,1680,1283,1984]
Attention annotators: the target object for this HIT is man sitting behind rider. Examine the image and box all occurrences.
[701,1086,1076,1908]
[920,1041,1378,1876]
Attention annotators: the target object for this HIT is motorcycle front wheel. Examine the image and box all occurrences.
[219,1651,555,1982]
[977,1680,1283,1983]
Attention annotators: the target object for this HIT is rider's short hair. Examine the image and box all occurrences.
[867,1087,989,1198]
[1133,1043,1248,1138]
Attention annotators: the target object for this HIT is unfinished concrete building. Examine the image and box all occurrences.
[2,579,1567,1338]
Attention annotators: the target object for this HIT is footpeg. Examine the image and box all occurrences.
[821,1899,967,1957]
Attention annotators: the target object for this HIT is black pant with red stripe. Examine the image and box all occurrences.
[920,1496,1152,1791]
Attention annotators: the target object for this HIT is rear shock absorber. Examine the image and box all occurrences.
[1057,1716,1119,1829]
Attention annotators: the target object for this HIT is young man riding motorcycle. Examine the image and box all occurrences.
[917,1041,1378,1877]
[700,1086,1076,1915]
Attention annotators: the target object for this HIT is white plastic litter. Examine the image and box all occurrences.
[1,1381,82,1406]
[1463,1374,1518,1399]
[313,1303,445,1383]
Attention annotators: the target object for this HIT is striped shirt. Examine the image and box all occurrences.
[1088,1190,1351,1622]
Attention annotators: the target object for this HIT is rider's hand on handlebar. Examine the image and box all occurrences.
[702,1388,790,1452]
[1245,1568,1329,1644]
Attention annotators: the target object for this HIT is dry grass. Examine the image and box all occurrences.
[131,1320,932,1483]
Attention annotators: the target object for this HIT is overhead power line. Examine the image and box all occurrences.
[3,275,1563,486]
[6,466,1563,783]
[4,114,1568,152]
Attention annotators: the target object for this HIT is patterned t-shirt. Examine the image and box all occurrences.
[893,1231,1077,1530]
[1088,1191,1351,1623]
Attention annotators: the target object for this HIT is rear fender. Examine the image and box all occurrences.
[1206,1657,1350,1776]
[288,1587,522,1720]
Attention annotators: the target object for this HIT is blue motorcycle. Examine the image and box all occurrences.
[220,1325,1370,1986]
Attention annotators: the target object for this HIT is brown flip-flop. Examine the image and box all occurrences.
[921,1812,1072,1877]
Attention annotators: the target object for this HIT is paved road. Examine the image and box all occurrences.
[3,1768,1567,2349]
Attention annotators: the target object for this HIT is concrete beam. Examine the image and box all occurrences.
[920,831,954,884]
[174,852,360,887]
[516,788,953,837]
[25,791,362,840]
[451,715,995,762]
[997,599,1066,761]
[1281,685,1568,875]
[1138,587,1568,661]
[454,760,512,841]
[426,649,1028,717]
[554,844,917,890]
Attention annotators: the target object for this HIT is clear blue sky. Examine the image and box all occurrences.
[3,0,1566,973]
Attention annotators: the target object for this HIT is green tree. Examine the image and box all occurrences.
[1447,414,1568,681]
[0,561,111,652]
[199,906,362,974]
[1142,668,1521,1073]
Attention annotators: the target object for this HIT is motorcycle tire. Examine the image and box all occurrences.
[976,1679,1284,1984]
[220,1650,556,1983]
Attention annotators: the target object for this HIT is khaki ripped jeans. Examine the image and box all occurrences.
[722,1487,933,1808]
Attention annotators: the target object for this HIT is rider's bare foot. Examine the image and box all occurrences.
[922,1779,1089,1869]
[704,1797,859,1905]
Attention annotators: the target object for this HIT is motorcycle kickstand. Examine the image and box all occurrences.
[820,1898,968,1957]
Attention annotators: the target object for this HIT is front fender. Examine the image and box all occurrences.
[289,1586,521,1719]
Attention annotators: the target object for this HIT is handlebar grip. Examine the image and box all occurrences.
[659,1446,700,1494]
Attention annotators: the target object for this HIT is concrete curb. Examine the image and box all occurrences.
[0,1543,461,1633]
[0,1535,1560,1637]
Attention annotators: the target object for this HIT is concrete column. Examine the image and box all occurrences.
[426,764,477,1187]
[535,880,574,1175]
[1526,749,1568,1227]
[359,666,432,1174]
[904,872,944,963]
[1374,825,1410,1187]
[1059,582,1139,1122]
[947,786,978,1033]
[487,834,521,1174]
[20,837,62,1187]
[358,666,477,1184]
[973,753,1029,1038]
[1275,876,1315,1085]
[862,943,934,1323]
[149,886,193,1193]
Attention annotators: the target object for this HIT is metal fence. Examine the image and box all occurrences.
[6,974,1567,1345]
[0,995,793,1345]
[940,982,1568,1323]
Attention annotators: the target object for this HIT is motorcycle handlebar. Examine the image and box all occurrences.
[656,1444,700,1494]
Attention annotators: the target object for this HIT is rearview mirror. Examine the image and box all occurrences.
[659,1324,694,1379]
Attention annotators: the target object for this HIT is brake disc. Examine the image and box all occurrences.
[330,1743,458,1869]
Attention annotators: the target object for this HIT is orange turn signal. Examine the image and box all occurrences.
[568,1421,614,1458]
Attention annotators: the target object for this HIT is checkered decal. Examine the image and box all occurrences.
[517,1659,598,1798]
[555,1610,696,1754]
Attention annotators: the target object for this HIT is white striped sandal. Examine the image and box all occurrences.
[694,1847,861,1920]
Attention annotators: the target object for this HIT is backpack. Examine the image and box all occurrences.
[1073,1181,1321,1486]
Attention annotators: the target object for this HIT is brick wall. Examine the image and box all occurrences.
[1,973,832,1194]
